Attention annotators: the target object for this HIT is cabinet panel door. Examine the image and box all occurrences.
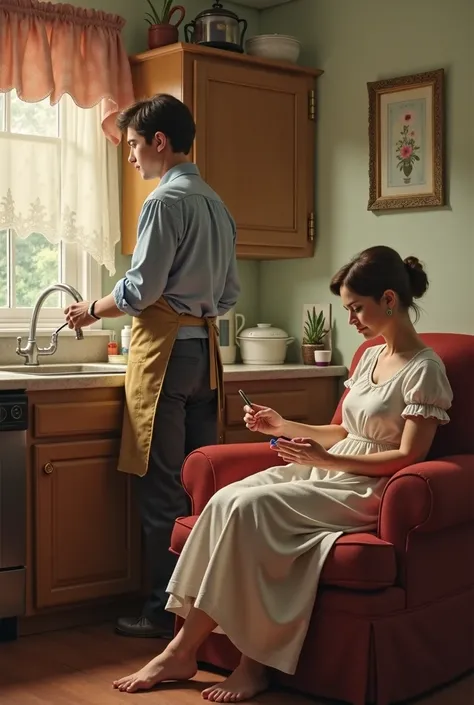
[222,378,340,444]
[34,440,140,609]
[33,400,123,438]
[224,428,266,444]
[193,59,314,254]
[225,389,309,426]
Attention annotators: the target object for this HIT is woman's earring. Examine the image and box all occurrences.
[386,308,393,316]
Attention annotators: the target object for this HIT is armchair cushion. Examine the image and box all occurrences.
[171,516,397,591]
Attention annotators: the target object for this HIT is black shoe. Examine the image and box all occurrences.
[115,615,174,639]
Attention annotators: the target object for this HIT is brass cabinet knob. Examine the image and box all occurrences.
[43,462,54,475]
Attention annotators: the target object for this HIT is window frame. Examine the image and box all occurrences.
[0,92,103,332]
[0,236,103,331]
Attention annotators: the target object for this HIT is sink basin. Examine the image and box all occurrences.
[0,363,126,376]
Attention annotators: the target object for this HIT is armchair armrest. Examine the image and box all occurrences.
[181,442,284,514]
[379,454,474,552]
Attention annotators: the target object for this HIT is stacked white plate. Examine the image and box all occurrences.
[245,34,301,64]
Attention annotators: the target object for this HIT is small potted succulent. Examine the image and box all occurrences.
[145,0,186,50]
[302,307,329,365]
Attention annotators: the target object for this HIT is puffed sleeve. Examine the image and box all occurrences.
[401,358,453,425]
[344,345,379,389]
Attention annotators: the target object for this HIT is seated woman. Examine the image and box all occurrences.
[113,245,453,702]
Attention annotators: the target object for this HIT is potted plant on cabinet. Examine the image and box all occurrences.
[302,307,329,365]
[145,0,186,50]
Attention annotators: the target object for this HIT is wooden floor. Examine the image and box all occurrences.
[0,623,472,704]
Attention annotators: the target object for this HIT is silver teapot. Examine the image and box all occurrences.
[184,1,248,54]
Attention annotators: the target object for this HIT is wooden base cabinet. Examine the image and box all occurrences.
[222,376,340,444]
[22,374,339,628]
[26,388,141,615]
[121,43,322,260]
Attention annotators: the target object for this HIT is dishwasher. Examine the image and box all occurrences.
[0,391,27,642]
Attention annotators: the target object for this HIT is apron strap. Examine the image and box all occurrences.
[206,318,224,423]
[207,319,219,390]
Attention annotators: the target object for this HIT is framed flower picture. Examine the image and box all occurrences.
[367,69,445,210]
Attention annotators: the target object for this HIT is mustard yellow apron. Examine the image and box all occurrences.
[118,297,223,477]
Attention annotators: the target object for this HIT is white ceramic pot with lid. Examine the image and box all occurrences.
[236,323,294,365]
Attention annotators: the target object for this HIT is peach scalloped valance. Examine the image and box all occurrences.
[0,0,135,144]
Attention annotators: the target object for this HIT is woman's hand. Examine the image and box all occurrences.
[273,437,330,466]
[243,404,285,436]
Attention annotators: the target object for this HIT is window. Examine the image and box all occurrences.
[0,92,102,330]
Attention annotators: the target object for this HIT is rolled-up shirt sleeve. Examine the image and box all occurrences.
[217,217,240,315]
[113,198,180,316]
[217,253,240,315]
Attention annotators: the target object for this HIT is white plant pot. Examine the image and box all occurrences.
[314,349,332,367]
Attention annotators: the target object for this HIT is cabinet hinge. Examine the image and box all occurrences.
[308,90,316,121]
[308,212,315,242]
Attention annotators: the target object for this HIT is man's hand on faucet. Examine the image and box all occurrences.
[64,301,96,330]
[65,294,126,329]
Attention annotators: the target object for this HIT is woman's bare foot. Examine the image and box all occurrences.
[202,656,269,702]
[112,645,198,693]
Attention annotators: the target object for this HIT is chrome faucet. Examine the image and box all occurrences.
[16,284,84,366]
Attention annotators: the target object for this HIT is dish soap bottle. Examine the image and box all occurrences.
[121,324,131,360]
[107,331,118,357]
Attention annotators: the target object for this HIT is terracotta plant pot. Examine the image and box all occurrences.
[147,5,186,50]
[148,23,179,49]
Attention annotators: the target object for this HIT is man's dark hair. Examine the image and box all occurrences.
[116,94,196,154]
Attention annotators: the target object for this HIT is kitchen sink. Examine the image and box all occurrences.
[0,363,126,376]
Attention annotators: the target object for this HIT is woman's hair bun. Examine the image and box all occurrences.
[403,256,429,299]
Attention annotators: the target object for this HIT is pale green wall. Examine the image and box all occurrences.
[87,0,262,334]
[259,0,473,364]
[64,0,474,356]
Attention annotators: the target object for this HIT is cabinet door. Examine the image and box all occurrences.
[193,59,315,258]
[222,378,340,444]
[34,439,140,609]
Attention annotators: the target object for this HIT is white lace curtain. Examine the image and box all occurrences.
[0,94,121,274]
[0,0,135,274]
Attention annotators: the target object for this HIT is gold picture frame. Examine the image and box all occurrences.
[367,68,445,211]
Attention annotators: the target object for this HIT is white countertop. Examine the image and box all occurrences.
[223,363,346,382]
[0,362,347,392]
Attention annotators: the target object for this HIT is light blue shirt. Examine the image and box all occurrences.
[114,163,240,339]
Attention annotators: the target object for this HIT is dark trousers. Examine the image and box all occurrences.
[133,338,218,619]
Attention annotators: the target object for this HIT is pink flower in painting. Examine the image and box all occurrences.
[400,145,413,159]
[396,119,420,181]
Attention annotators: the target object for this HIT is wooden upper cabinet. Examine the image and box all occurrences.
[121,43,321,260]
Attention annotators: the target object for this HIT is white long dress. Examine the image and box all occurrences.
[165,346,453,675]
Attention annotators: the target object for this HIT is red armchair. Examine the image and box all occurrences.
[171,333,474,705]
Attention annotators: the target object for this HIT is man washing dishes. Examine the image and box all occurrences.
[65,94,240,639]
